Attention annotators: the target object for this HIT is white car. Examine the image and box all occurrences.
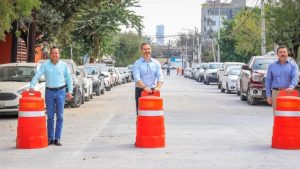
[78,66,93,102]
[0,63,45,115]
[221,67,241,94]
[217,62,244,89]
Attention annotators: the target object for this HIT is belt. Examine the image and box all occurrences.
[272,88,284,91]
[46,86,66,91]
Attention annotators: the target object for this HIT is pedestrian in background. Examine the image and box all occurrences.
[133,42,163,115]
[265,45,299,113]
[30,47,73,146]
[176,67,180,76]
[167,66,171,76]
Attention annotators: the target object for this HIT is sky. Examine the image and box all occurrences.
[124,0,258,38]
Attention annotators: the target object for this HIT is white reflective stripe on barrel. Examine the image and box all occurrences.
[18,111,45,117]
[275,111,300,117]
[138,110,164,116]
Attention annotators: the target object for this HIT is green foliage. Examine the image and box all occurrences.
[113,32,144,66]
[72,0,143,60]
[0,0,40,40]
[267,0,300,59]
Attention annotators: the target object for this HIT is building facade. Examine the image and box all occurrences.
[156,25,165,46]
[201,0,246,37]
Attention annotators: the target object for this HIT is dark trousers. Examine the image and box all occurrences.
[135,87,143,115]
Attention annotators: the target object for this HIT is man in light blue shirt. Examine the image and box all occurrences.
[30,47,73,146]
[133,43,163,114]
[265,46,299,112]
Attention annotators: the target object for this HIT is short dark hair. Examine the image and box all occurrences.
[140,42,151,50]
[276,45,288,53]
[50,46,60,54]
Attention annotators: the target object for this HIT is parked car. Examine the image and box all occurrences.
[107,66,118,86]
[220,64,244,93]
[217,62,244,89]
[87,63,112,91]
[221,67,241,94]
[195,63,208,82]
[38,59,84,108]
[239,55,278,105]
[0,63,46,115]
[78,66,93,102]
[203,62,223,85]
[84,65,105,96]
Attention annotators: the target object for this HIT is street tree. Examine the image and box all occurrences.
[0,0,40,40]
[267,0,300,60]
[113,32,144,66]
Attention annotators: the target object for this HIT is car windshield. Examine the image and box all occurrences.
[208,64,222,69]
[228,68,241,75]
[0,66,35,82]
[85,67,98,75]
[225,64,243,72]
[253,58,277,70]
[78,68,87,77]
[98,65,108,72]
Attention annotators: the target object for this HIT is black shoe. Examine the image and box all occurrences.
[48,140,54,145]
[54,139,62,146]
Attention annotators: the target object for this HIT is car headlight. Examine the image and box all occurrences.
[252,74,263,82]
[16,87,29,95]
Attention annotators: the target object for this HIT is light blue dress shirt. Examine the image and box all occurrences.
[30,60,73,93]
[265,60,299,98]
[133,57,163,88]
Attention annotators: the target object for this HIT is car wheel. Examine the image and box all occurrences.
[90,92,93,99]
[206,79,210,85]
[101,87,105,94]
[71,86,82,108]
[236,90,240,96]
[247,89,258,105]
[221,87,225,93]
[226,84,231,94]
[81,88,85,104]
[106,86,111,91]
[217,82,221,89]
[85,88,90,101]
[96,85,101,96]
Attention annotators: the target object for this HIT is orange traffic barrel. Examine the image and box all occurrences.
[16,91,48,149]
[272,90,300,149]
[136,91,165,148]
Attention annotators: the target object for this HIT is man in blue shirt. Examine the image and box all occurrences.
[30,47,73,146]
[265,46,299,112]
[133,43,163,114]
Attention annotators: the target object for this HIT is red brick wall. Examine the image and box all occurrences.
[0,33,12,64]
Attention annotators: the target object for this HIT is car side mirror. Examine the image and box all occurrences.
[242,65,250,70]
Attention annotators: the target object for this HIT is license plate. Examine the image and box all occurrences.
[0,102,4,108]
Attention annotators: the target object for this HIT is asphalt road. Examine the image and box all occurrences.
[1,70,300,169]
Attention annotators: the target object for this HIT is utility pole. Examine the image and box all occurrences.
[185,40,188,68]
[217,1,221,62]
[261,0,266,55]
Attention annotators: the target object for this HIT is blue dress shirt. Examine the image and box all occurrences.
[133,57,163,88]
[30,60,73,93]
[265,60,299,98]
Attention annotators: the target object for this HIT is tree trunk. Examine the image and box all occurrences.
[11,21,18,63]
[292,44,299,61]
[27,10,37,62]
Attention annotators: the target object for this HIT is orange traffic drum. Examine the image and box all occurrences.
[272,95,300,149]
[136,91,165,148]
[16,91,48,149]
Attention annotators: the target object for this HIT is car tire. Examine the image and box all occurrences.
[96,85,101,96]
[81,88,85,104]
[247,89,258,105]
[71,86,82,108]
[90,92,93,99]
[106,86,111,91]
[217,82,221,89]
[101,87,105,94]
[226,84,231,94]
[85,88,90,101]
[221,87,225,93]
[236,90,240,96]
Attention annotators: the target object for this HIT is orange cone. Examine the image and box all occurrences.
[272,90,300,149]
[16,91,48,149]
[136,91,165,148]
